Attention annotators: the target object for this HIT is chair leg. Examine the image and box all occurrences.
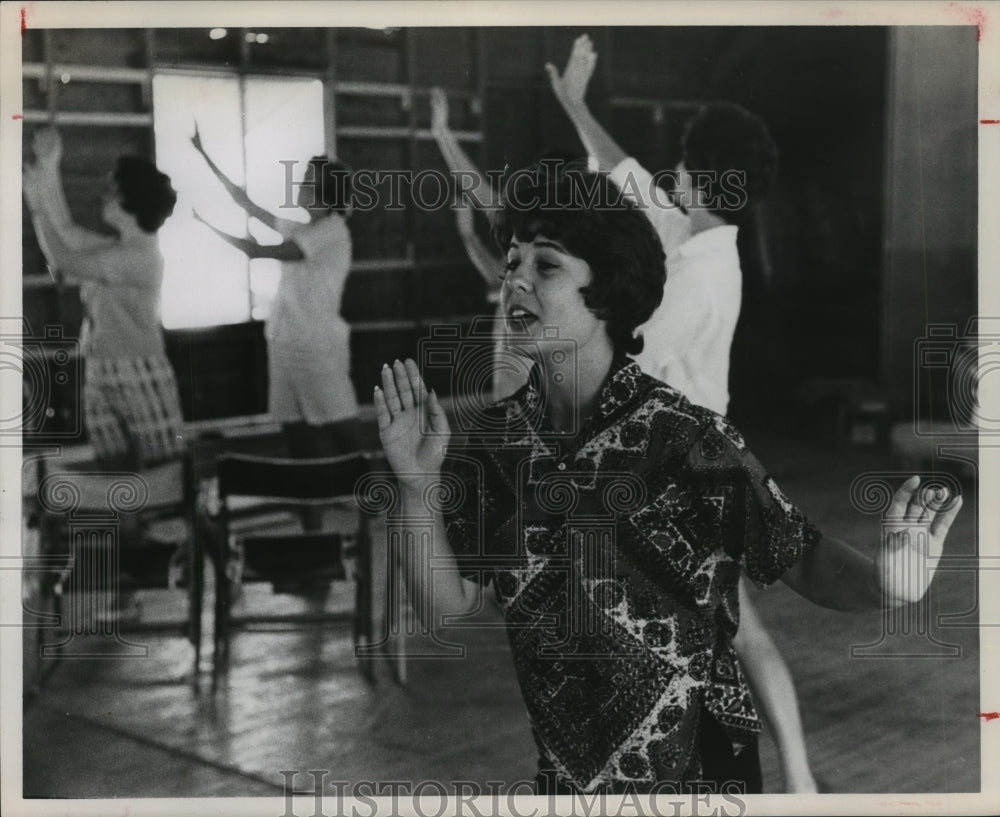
[198,511,229,689]
[189,543,204,680]
[354,572,375,682]
[43,570,68,676]
[361,542,374,646]
[353,528,375,681]
[353,575,361,649]
[212,554,231,685]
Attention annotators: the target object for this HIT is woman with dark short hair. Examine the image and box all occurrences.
[23,128,184,470]
[374,162,961,795]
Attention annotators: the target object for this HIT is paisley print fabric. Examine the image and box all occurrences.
[443,358,821,792]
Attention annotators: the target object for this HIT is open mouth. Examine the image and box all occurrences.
[506,306,539,332]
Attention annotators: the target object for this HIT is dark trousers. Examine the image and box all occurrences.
[698,707,763,794]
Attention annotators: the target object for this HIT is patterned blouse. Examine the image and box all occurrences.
[443,357,821,793]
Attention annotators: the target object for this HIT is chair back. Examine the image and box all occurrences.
[207,450,376,682]
[216,452,370,505]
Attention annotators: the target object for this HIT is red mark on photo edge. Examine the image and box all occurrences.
[949,2,987,41]
[21,6,27,36]
[982,119,1000,124]
[12,114,24,120]
[978,712,1000,721]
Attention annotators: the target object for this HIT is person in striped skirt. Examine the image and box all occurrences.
[23,127,185,471]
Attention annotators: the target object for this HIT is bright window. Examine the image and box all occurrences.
[152,73,324,329]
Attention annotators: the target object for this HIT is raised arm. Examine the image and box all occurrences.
[781,476,962,611]
[23,172,64,280]
[27,128,115,252]
[374,359,478,626]
[733,578,817,793]
[430,88,496,211]
[455,205,501,287]
[546,45,690,254]
[23,187,115,283]
[192,210,304,262]
[545,35,627,172]
[189,125,301,236]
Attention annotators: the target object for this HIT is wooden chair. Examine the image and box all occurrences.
[34,452,204,676]
[205,451,374,683]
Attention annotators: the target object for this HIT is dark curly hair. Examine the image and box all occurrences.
[113,156,177,233]
[491,160,666,357]
[681,102,778,224]
[307,156,352,215]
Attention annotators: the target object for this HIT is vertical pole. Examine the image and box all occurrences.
[324,28,338,160]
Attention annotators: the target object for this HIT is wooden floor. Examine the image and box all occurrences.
[20,429,981,798]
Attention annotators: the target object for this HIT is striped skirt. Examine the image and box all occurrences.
[83,355,185,467]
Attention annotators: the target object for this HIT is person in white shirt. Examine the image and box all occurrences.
[547,35,818,793]
[547,37,778,416]
[189,135,361,461]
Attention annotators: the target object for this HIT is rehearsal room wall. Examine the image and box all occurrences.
[880,26,978,427]
[21,25,946,436]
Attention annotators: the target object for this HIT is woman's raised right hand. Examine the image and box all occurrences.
[32,127,62,168]
[374,359,451,486]
[545,33,598,111]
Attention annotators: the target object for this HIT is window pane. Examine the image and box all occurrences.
[153,73,250,328]
[152,74,324,328]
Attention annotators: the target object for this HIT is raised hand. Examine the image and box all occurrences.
[429,87,450,133]
[876,475,962,606]
[32,127,62,169]
[374,359,451,486]
[545,34,598,110]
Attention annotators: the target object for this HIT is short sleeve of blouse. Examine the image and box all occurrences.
[293,215,349,262]
[609,157,692,257]
[687,417,823,587]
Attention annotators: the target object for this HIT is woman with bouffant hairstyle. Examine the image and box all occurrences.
[23,128,184,469]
